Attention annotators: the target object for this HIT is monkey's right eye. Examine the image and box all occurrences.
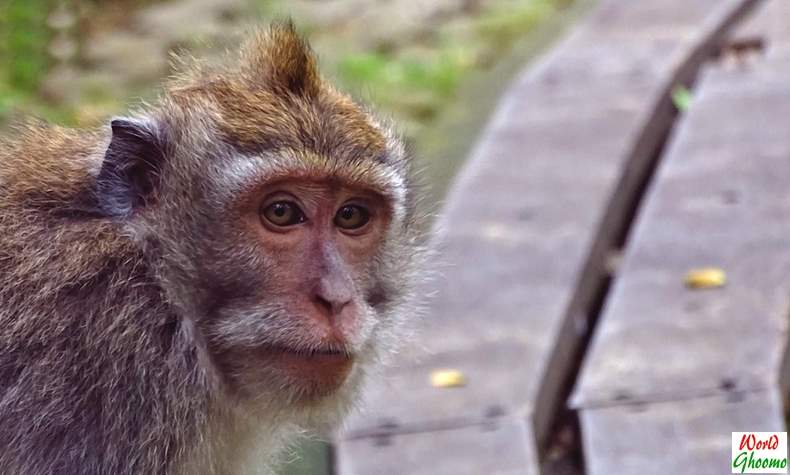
[261,201,306,228]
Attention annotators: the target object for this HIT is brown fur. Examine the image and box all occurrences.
[167,26,387,160]
[0,23,426,474]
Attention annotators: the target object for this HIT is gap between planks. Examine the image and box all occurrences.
[535,0,762,472]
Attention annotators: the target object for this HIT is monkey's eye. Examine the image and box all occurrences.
[261,201,306,227]
[334,205,370,231]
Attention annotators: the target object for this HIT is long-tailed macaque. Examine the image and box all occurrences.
[0,23,426,474]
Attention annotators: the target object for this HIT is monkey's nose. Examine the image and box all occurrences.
[313,294,350,318]
[312,276,353,319]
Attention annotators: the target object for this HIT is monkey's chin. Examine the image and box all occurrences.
[263,347,355,402]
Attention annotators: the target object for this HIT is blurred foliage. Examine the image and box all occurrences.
[0,0,55,124]
[266,0,574,135]
[0,0,148,127]
[4,1,51,91]
[1,0,577,135]
[338,50,465,122]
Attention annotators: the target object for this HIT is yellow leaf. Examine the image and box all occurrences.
[684,267,726,289]
[430,369,467,388]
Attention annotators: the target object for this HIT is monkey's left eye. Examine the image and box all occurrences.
[334,205,370,231]
[261,201,306,227]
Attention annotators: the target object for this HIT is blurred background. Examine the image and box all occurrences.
[0,0,589,202]
[0,0,590,473]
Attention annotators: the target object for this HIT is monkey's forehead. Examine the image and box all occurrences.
[176,81,390,161]
[218,149,408,218]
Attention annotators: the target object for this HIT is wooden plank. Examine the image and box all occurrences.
[580,389,786,475]
[573,59,790,409]
[343,339,551,437]
[336,0,757,472]
[337,418,538,475]
[345,0,756,432]
[573,46,790,474]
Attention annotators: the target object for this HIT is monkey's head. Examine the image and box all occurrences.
[93,24,426,424]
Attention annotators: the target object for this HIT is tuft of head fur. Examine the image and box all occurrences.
[0,23,428,474]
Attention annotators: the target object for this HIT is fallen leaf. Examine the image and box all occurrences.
[671,85,693,112]
[684,267,726,289]
[430,369,467,388]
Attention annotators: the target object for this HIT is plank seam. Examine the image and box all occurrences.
[576,385,774,411]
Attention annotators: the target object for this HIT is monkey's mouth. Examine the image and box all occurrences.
[274,346,352,359]
[260,345,355,390]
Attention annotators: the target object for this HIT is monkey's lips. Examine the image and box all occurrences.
[262,346,355,394]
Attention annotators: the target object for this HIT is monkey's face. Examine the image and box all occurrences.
[119,116,419,413]
[95,25,424,416]
[184,169,398,404]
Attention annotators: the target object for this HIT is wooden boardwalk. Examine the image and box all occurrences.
[572,1,790,472]
[334,1,790,473]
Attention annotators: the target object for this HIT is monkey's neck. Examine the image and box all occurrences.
[176,399,304,475]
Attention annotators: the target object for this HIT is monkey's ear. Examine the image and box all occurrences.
[243,22,321,97]
[95,117,166,217]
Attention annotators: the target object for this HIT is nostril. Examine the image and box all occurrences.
[313,293,352,319]
[314,295,334,315]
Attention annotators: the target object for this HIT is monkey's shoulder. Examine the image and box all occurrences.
[0,123,107,212]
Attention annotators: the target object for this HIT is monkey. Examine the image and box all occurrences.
[0,22,427,474]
